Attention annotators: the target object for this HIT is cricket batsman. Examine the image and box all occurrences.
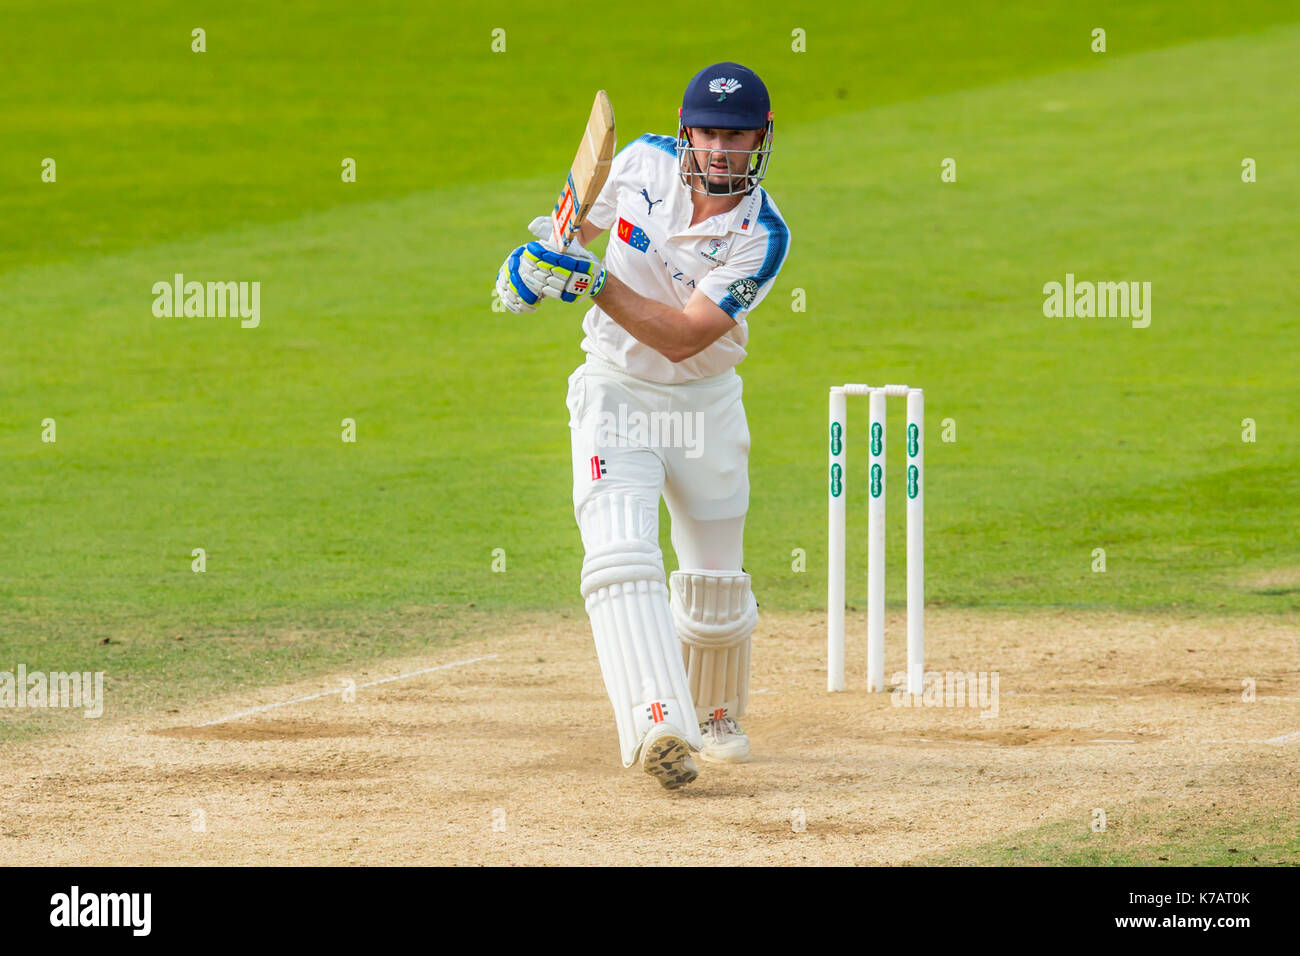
[495,62,790,789]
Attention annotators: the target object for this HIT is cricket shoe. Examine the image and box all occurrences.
[699,716,750,763]
[640,724,699,790]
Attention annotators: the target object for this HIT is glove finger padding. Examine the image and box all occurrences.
[495,245,542,314]
[496,272,536,313]
[522,241,606,303]
[508,245,546,301]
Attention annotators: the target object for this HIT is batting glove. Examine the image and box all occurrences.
[522,216,607,304]
[495,245,543,314]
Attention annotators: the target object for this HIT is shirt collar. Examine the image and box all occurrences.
[673,183,764,237]
[724,187,764,235]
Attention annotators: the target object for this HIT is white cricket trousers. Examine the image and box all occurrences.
[566,354,750,569]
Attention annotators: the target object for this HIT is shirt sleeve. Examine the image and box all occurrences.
[696,218,791,322]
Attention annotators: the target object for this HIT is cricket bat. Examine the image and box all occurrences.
[551,90,617,251]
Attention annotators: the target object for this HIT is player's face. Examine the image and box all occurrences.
[686,127,764,194]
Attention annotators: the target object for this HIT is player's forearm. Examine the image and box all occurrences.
[577,222,605,246]
[595,274,705,363]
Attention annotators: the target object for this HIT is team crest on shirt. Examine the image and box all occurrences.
[699,238,729,264]
[726,277,759,307]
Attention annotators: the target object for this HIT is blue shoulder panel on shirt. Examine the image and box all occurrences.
[716,294,745,318]
[716,194,790,317]
[620,133,678,156]
[754,194,790,283]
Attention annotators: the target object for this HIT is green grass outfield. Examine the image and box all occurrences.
[924,803,1300,866]
[2,3,1298,722]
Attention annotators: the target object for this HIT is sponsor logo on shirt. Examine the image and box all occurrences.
[657,252,696,290]
[616,217,651,252]
[613,218,698,290]
[726,277,760,308]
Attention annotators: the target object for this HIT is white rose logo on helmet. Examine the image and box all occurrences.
[708,78,742,101]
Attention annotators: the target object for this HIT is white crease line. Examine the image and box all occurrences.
[193,655,500,727]
[1262,729,1300,745]
[1006,692,1300,702]
[1183,733,1300,746]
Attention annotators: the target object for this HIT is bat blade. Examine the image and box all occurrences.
[551,90,616,251]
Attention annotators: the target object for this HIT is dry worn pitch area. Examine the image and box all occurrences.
[3,609,1297,865]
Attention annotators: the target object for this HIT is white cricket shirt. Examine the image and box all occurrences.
[580,133,791,384]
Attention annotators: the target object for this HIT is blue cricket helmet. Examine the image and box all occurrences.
[676,62,775,196]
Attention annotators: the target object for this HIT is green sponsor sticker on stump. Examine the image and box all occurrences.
[870,463,882,498]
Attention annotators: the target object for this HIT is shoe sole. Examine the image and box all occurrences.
[699,741,751,764]
[642,734,699,790]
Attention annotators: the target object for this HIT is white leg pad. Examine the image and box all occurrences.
[670,570,759,723]
[579,494,703,767]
